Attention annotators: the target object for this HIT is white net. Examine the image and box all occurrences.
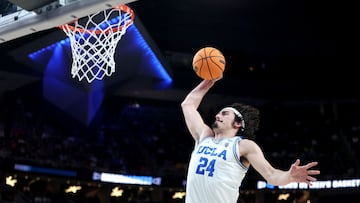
[60,5,134,83]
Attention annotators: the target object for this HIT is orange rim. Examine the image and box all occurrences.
[59,4,135,35]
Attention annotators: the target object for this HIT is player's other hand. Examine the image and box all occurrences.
[289,159,320,185]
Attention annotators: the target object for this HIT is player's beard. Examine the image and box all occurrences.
[211,121,218,129]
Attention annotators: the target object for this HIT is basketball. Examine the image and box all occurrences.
[192,47,226,80]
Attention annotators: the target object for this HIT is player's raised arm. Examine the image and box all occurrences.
[181,80,217,144]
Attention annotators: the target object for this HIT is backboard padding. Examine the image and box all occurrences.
[8,0,58,11]
[0,0,137,43]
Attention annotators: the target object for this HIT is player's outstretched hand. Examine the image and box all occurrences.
[289,159,320,185]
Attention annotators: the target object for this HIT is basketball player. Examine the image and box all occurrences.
[181,79,320,203]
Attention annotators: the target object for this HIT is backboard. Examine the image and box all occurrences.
[0,0,138,43]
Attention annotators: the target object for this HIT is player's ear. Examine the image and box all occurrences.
[233,121,241,129]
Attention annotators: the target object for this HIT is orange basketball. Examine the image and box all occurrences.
[192,47,226,80]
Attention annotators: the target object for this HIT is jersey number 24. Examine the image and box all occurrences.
[196,157,216,176]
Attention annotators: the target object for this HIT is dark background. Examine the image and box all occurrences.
[1,1,357,203]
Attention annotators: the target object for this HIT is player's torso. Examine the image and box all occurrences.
[185,136,248,203]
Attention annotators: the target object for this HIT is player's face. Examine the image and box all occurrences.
[212,109,236,129]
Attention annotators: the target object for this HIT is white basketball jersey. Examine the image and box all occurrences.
[185,136,248,203]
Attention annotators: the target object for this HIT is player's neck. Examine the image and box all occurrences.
[214,132,235,140]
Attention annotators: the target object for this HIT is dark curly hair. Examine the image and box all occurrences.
[227,103,260,140]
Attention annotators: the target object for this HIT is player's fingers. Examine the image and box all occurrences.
[307,170,320,175]
[304,161,318,169]
[293,159,300,167]
[307,176,317,182]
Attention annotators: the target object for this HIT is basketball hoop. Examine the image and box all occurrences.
[59,4,134,83]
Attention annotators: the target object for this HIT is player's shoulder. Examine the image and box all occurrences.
[238,138,264,157]
[238,137,260,149]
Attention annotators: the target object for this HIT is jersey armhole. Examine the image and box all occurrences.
[234,137,249,170]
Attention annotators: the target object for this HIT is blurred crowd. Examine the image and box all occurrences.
[0,91,190,179]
